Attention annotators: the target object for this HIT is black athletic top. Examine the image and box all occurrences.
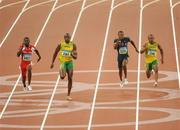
[114,37,131,56]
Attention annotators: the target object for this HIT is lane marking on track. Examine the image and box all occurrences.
[0,0,58,120]
[170,0,180,89]
[0,0,26,10]
[136,1,161,130]
[40,0,93,129]
[0,0,30,48]
[87,0,135,130]
[23,0,54,13]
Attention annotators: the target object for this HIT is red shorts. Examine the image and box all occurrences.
[20,61,31,79]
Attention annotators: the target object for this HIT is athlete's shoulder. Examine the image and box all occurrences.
[124,37,131,41]
[114,38,118,43]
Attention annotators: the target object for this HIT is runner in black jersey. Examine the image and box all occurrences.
[113,31,139,87]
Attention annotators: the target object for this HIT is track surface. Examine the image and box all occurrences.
[0,0,180,130]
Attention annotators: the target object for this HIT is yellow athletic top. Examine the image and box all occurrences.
[145,42,158,63]
[59,41,74,63]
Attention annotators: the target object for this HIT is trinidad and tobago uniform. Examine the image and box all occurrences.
[18,45,36,79]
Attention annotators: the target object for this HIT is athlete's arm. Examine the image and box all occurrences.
[50,44,61,69]
[34,49,41,62]
[71,44,77,59]
[17,46,23,57]
[130,40,139,53]
[113,39,118,49]
[140,43,147,54]
[158,44,164,64]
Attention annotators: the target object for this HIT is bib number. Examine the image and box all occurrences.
[62,50,71,57]
[119,47,128,54]
[148,49,156,56]
[23,53,32,61]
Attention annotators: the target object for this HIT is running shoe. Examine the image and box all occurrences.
[27,85,32,91]
[154,82,158,87]
[124,78,129,85]
[66,96,72,101]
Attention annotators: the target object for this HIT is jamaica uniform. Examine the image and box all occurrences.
[59,41,74,70]
[114,37,131,68]
[145,42,158,70]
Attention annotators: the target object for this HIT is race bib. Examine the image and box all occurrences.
[62,50,71,57]
[23,53,32,61]
[119,47,128,54]
[148,49,156,56]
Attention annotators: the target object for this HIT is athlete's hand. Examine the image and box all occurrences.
[37,57,41,62]
[135,48,139,53]
[50,63,54,69]
[161,58,164,64]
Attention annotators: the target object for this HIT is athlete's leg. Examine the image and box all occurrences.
[122,58,128,79]
[67,69,73,96]
[146,63,152,79]
[153,63,159,86]
[60,63,66,79]
[21,63,27,88]
[118,61,123,81]
[27,64,32,86]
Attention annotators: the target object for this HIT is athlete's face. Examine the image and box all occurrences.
[118,32,124,39]
[148,34,155,43]
[23,37,30,47]
[64,35,71,43]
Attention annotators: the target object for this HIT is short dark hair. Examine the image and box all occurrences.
[118,31,124,34]
[64,33,71,38]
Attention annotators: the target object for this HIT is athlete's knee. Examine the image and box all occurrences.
[146,71,151,78]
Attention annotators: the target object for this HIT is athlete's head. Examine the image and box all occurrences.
[23,37,30,47]
[148,34,155,43]
[118,31,124,39]
[64,33,71,43]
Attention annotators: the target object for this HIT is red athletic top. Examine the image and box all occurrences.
[19,45,36,62]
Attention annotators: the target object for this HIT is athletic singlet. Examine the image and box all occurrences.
[145,42,158,63]
[59,41,74,62]
[114,37,131,55]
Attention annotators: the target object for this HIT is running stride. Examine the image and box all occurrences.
[50,33,77,101]
[140,34,164,87]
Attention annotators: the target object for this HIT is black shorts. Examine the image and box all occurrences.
[118,54,129,68]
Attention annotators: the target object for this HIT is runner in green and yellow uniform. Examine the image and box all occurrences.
[50,33,77,100]
[140,34,164,87]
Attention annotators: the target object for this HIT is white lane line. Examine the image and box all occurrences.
[40,0,88,129]
[23,0,54,13]
[87,0,115,129]
[87,0,134,129]
[112,0,134,10]
[0,0,59,119]
[83,0,108,10]
[53,0,82,12]
[0,0,26,10]
[170,0,180,89]
[135,0,160,130]
[34,0,58,46]
[0,0,30,48]
[0,75,21,119]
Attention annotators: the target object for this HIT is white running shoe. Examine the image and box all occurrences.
[124,79,128,85]
[66,96,72,101]
[120,81,124,88]
[27,85,32,91]
[154,82,158,87]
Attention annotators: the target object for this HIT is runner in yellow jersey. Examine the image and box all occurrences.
[140,34,164,87]
[50,33,77,100]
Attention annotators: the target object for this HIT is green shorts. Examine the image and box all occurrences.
[146,60,158,71]
[60,61,74,71]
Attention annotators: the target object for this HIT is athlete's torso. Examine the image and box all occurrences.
[114,37,131,55]
[59,41,74,62]
[145,42,158,63]
[20,45,35,62]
